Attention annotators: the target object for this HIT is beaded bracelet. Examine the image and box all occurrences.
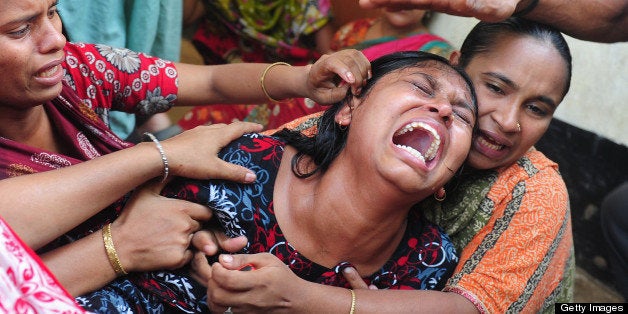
[143,132,169,183]
[260,62,291,103]
[103,223,128,276]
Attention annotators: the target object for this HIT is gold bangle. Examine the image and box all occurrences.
[260,62,291,103]
[349,289,356,314]
[102,223,128,276]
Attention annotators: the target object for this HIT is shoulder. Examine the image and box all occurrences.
[63,42,177,77]
[492,148,567,202]
[220,134,286,167]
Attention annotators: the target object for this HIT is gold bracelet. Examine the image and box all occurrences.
[260,62,291,103]
[102,223,128,276]
[349,289,356,314]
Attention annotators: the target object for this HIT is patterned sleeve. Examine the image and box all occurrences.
[61,42,179,116]
[444,151,574,313]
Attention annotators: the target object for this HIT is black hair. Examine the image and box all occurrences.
[275,50,477,178]
[458,17,572,98]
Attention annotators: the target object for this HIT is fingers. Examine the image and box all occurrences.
[207,121,263,146]
[216,234,248,253]
[192,230,219,255]
[311,49,370,103]
[189,250,212,286]
[218,252,282,270]
[192,230,247,256]
[206,160,257,184]
[175,199,213,222]
[194,122,262,183]
[161,121,263,183]
[339,50,371,96]
[327,49,371,95]
[342,267,370,290]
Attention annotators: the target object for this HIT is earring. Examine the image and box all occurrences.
[337,121,348,131]
[434,187,446,202]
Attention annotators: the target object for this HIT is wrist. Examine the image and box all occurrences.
[102,222,128,276]
[135,142,169,179]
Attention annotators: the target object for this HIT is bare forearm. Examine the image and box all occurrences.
[41,230,118,297]
[524,0,628,42]
[0,143,162,249]
[300,285,478,313]
[175,63,309,105]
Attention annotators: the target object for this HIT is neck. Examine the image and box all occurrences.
[275,147,415,275]
[0,104,62,153]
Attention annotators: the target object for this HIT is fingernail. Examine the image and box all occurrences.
[203,245,213,254]
[221,254,233,264]
[244,172,256,183]
[346,71,355,83]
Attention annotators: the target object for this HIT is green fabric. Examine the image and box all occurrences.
[419,169,498,252]
[207,0,330,47]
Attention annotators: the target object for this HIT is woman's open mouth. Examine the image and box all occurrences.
[393,121,441,164]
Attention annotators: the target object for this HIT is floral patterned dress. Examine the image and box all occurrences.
[162,133,459,290]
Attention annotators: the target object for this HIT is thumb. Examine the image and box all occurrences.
[343,266,370,289]
[218,252,280,270]
[219,253,249,270]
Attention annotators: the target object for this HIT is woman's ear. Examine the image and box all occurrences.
[334,101,355,126]
[449,50,461,66]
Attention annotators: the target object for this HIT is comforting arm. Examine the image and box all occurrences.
[0,143,162,249]
[174,49,370,106]
[357,0,628,42]
[206,253,479,313]
[520,0,628,43]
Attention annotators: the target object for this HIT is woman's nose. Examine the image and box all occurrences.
[495,106,521,133]
[426,100,454,127]
[38,19,66,53]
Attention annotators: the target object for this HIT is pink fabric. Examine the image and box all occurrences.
[0,216,87,313]
[361,33,446,61]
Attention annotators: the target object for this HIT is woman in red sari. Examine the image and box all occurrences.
[0,123,254,313]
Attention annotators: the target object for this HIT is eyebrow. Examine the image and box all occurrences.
[484,71,557,109]
[7,1,59,25]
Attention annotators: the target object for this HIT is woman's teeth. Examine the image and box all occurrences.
[478,135,505,151]
[36,65,59,78]
[394,122,441,162]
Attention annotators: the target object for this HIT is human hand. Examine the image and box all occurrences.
[342,266,379,290]
[207,253,312,313]
[188,230,248,286]
[358,0,521,22]
[159,121,263,182]
[306,49,371,105]
[111,180,213,272]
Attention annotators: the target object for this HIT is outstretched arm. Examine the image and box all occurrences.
[0,122,262,249]
[358,0,628,42]
[0,122,263,296]
[204,253,478,314]
[175,49,371,106]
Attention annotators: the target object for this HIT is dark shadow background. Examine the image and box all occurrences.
[535,118,627,294]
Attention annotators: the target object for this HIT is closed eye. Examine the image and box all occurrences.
[486,82,505,95]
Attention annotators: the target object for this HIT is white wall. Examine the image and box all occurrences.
[429,15,628,146]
